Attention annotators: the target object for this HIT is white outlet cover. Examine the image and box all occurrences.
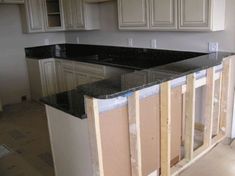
[128,38,133,47]
[76,36,80,44]
[151,39,157,49]
[44,39,50,45]
[208,42,219,52]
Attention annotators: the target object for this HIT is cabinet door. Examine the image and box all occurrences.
[40,60,57,96]
[118,0,149,29]
[55,60,64,92]
[179,0,211,30]
[24,0,44,33]
[75,72,89,86]
[63,69,76,91]
[62,0,74,29]
[72,0,85,29]
[150,0,177,30]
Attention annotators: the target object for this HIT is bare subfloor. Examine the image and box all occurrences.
[0,102,234,176]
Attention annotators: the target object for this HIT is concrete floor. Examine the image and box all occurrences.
[0,102,234,176]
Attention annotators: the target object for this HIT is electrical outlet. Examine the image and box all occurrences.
[151,39,157,49]
[208,42,219,52]
[127,38,133,47]
[44,39,50,45]
[76,36,80,44]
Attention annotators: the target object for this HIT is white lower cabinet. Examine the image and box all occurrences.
[27,58,57,100]
[62,69,76,91]
[40,59,57,96]
[27,58,132,100]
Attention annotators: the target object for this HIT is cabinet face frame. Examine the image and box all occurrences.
[118,0,149,29]
[178,0,212,31]
[149,0,178,30]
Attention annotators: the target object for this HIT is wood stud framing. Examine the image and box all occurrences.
[219,58,231,133]
[203,67,215,146]
[86,58,232,176]
[160,82,171,176]
[184,73,196,161]
[127,92,142,176]
[86,97,104,176]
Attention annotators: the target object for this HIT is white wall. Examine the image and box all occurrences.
[65,0,235,53]
[0,5,65,105]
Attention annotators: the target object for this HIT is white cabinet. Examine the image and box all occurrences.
[179,0,225,31]
[55,59,64,92]
[62,69,76,91]
[1,0,24,4]
[20,0,45,33]
[27,58,57,100]
[118,0,149,29]
[40,59,58,96]
[62,0,100,30]
[118,0,225,31]
[27,58,132,100]
[150,0,177,30]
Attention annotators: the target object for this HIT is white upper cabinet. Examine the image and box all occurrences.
[20,0,45,33]
[118,0,149,29]
[179,0,225,31]
[150,0,177,30]
[62,0,100,30]
[118,0,225,31]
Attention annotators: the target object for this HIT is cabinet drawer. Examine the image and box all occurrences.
[74,62,105,76]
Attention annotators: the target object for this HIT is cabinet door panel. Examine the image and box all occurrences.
[72,0,85,28]
[150,0,177,29]
[63,69,76,91]
[75,72,89,86]
[118,0,148,28]
[55,60,64,92]
[179,0,210,29]
[40,60,57,96]
[25,0,44,32]
[63,0,73,29]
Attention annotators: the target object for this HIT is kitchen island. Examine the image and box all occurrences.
[26,44,234,176]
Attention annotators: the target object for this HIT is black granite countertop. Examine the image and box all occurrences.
[26,44,233,118]
[25,44,206,70]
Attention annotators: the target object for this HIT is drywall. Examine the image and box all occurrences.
[0,5,65,105]
[65,0,235,53]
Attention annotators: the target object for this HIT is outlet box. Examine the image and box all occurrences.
[127,38,133,47]
[44,39,50,45]
[151,39,157,49]
[208,42,219,52]
[76,36,80,44]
